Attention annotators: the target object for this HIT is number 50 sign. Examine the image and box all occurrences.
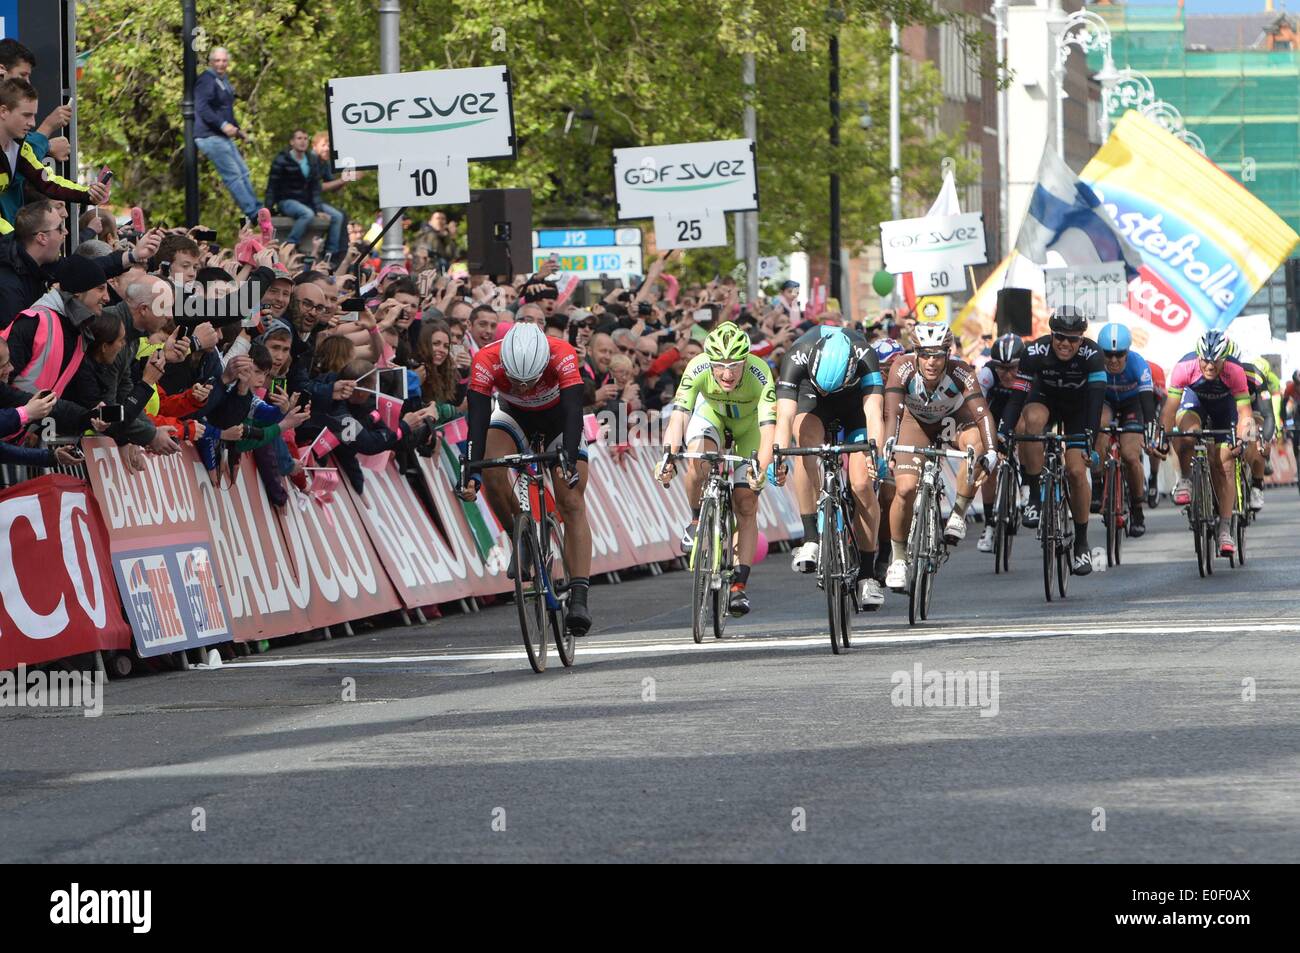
[377,155,471,207]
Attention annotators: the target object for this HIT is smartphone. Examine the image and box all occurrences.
[130,207,146,234]
[693,308,713,324]
[340,297,367,312]
[270,378,287,395]
[36,389,54,400]
[94,405,125,424]
[192,227,217,242]
[98,167,114,185]
[339,312,359,323]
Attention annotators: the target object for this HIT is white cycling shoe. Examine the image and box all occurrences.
[790,541,819,573]
[1249,486,1264,511]
[976,526,995,553]
[943,511,967,544]
[884,558,908,591]
[857,577,885,609]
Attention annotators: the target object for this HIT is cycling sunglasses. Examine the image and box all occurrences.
[1052,333,1082,344]
[915,348,948,359]
[1103,350,1128,359]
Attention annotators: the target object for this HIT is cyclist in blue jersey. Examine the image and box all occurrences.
[1090,323,1160,537]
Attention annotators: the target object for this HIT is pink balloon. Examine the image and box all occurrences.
[753,531,769,565]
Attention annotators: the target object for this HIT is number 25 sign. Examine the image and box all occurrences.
[377,155,471,207]
[653,208,727,250]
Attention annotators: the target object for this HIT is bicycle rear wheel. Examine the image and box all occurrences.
[544,516,575,667]
[513,515,548,673]
[993,465,1009,575]
[1103,462,1119,568]
[1235,512,1246,565]
[712,502,735,640]
[922,493,941,620]
[839,525,856,649]
[691,497,715,644]
[907,484,931,625]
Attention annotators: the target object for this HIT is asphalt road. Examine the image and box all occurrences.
[4,486,1298,863]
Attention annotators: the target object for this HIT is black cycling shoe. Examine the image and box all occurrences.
[1089,482,1104,514]
[506,549,531,582]
[1071,551,1093,576]
[1021,502,1041,529]
[1146,484,1159,508]
[566,602,592,635]
[1128,509,1146,538]
[728,585,751,617]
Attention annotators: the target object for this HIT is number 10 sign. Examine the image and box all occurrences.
[377,155,471,207]
[653,208,726,250]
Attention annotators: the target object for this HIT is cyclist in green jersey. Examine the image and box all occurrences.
[657,322,777,616]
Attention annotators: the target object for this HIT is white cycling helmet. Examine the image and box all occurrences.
[500,322,549,383]
[912,321,953,351]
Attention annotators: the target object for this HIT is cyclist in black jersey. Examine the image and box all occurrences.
[975,334,1027,552]
[999,307,1107,576]
[773,326,886,608]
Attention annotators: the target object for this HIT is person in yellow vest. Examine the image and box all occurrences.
[0,78,108,237]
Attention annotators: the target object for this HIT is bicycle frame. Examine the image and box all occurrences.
[890,441,975,624]
[1013,431,1088,601]
[1168,428,1235,577]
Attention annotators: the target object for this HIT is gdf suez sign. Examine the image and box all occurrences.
[878,212,987,274]
[326,65,517,168]
[614,139,758,219]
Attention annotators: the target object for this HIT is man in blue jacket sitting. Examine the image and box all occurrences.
[265,129,345,264]
[193,46,261,223]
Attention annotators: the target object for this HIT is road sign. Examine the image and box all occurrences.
[613,139,758,219]
[653,208,727,249]
[326,65,516,168]
[530,247,643,280]
[377,155,470,207]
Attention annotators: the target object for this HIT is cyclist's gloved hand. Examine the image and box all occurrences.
[1089,449,1101,469]
[460,473,482,501]
[980,450,999,473]
[766,461,782,487]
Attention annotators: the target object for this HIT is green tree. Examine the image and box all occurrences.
[76,0,976,274]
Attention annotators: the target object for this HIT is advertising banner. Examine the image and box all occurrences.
[0,475,131,669]
[83,440,232,658]
[326,66,516,168]
[614,139,758,219]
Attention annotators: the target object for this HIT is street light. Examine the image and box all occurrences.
[1052,8,1113,158]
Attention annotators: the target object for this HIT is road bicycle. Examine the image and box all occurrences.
[1168,428,1236,578]
[1015,432,1089,602]
[774,436,877,654]
[1097,422,1136,568]
[1227,435,1253,568]
[661,448,757,644]
[462,446,573,673]
[989,436,1021,575]
[888,441,975,625]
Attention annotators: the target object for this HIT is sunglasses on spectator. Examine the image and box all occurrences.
[1052,333,1082,344]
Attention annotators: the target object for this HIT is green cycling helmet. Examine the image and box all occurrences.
[703,322,751,362]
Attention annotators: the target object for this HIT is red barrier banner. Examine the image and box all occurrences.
[197,454,401,641]
[415,452,512,596]
[344,456,475,609]
[83,440,233,657]
[0,475,131,669]
[1265,441,1297,486]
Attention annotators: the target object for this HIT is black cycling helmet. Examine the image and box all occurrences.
[988,333,1027,366]
[1048,306,1089,335]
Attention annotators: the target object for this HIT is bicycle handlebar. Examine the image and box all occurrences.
[666,450,753,465]
[1007,432,1092,445]
[1169,428,1236,445]
[889,443,976,462]
[774,440,878,459]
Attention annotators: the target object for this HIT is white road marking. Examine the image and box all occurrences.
[220,621,1300,669]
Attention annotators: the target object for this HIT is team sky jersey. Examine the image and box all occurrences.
[671,353,778,426]
[777,327,883,401]
[1001,335,1107,434]
[884,355,997,452]
[1167,356,1250,405]
[468,336,583,411]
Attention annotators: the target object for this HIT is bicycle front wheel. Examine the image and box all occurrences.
[544,516,575,667]
[993,465,1011,574]
[1103,462,1118,568]
[908,483,931,625]
[822,500,844,654]
[691,497,716,644]
[712,501,735,640]
[1040,474,1055,603]
[513,515,548,673]
[1055,485,1071,599]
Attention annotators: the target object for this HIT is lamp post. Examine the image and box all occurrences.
[378,0,404,265]
[1052,8,1114,159]
[993,0,1009,258]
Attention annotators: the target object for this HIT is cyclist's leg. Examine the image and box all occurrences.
[886,414,928,582]
[682,399,725,508]
[482,408,530,526]
[1019,400,1050,521]
[728,416,764,610]
[827,391,878,572]
[790,407,826,565]
[1119,427,1145,503]
[542,409,592,580]
[1207,402,1238,525]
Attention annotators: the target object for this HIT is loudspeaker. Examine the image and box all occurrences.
[467,188,532,278]
[996,288,1033,337]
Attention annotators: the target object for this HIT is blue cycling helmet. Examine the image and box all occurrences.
[1196,329,1229,363]
[1097,322,1132,354]
[810,330,854,394]
[872,338,904,364]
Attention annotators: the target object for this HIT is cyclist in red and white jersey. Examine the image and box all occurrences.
[461,323,594,634]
